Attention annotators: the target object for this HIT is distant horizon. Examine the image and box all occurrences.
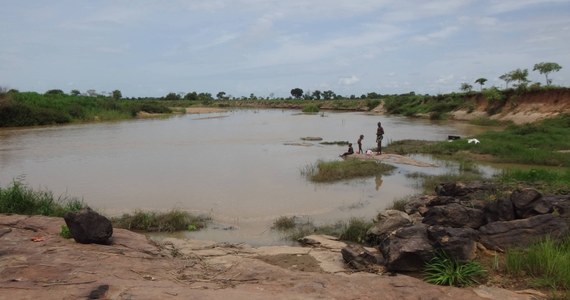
[2,1,569,98]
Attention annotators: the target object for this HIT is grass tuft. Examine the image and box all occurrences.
[424,249,487,287]
[0,181,85,217]
[505,235,570,290]
[111,209,211,232]
[302,159,396,182]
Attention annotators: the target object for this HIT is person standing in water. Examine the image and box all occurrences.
[357,134,364,154]
[376,122,384,155]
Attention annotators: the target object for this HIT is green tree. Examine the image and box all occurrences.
[165,92,180,100]
[290,88,303,99]
[460,82,473,93]
[312,90,322,100]
[216,91,226,100]
[45,89,65,95]
[474,78,487,91]
[499,73,513,89]
[70,89,81,96]
[112,90,122,100]
[322,90,335,100]
[533,62,562,85]
[510,68,529,88]
[184,91,198,101]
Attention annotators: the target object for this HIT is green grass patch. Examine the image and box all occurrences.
[271,216,373,243]
[505,235,570,290]
[0,181,85,217]
[388,196,414,212]
[320,141,350,146]
[302,104,320,113]
[60,224,72,239]
[111,209,211,232]
[424,250,487,287]
[302,159,396,182]
[499,168,570,194]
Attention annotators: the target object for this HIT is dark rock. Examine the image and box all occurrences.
[426,196,458,207]
[479,214,569,250]
[379,224,434,272]
[435,182,496,199]
[510,188,542,218]
[366,210,412,245]
[484,197,515,223]
[341,244,384,270]
[422,203,486,229]
[88,284,109,299]
[402,195,431,215]
[64,207,113,245]
[427,226,479,262]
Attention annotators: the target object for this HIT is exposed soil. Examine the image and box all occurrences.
[450,89,570,124]
[0,215,543,300]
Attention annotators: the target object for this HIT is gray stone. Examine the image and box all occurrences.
[379,224,434,272]
[366,210,412,245]
[427,226,479,262]
[510,188,542,218]
[479,214,569,250]
[341,244,384,270]
[484,197,516,223]
[422,203,486,229]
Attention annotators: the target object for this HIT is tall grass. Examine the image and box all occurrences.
[505,236,570,289]
[0,181,85,216]
[302,159,396,182]
[500,168,570,193]
[424,249,487,287]
[271,216,373,243]
[111,209,211,232]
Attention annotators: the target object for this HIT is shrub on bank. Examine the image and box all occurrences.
[111,209,211,232]
[0,181,85,217]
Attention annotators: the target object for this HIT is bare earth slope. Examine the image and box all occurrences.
[0,215,541,300]
[451,89,570,124]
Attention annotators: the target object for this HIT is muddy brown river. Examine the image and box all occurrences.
[0,109,496,245]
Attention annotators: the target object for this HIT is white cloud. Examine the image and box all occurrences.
[339,75,360,86]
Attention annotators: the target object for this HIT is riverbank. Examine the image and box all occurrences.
[0,214,541,299]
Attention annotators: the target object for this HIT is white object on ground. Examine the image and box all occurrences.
[366,150,373,155]
[468,138,480,144]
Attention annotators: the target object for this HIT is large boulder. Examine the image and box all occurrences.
[427,226,479,262]
[510,188,542,218]
[479,214,569,250]
[379,224,434,272]
[64,207,113,245]
[422,203,486,229]
[366,210,412,245]
[483,197,516,223]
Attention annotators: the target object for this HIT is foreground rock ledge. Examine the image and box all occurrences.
[0,214,540,300]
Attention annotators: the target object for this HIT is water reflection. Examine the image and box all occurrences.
[375,175,383,191]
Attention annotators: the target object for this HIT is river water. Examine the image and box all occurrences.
[0,109,494,245]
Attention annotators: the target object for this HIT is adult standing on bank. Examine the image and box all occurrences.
[376,122,384,155]
[357,134,364,154]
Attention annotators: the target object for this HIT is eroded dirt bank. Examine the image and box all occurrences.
[0,215,541,300]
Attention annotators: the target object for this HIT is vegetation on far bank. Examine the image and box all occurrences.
[384,114,570,168]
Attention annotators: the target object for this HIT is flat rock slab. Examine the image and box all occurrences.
[0,214,535,300]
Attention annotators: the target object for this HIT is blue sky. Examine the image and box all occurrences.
[1,0,569,98]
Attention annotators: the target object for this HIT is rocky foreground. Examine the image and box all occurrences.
[0,214,545,300]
